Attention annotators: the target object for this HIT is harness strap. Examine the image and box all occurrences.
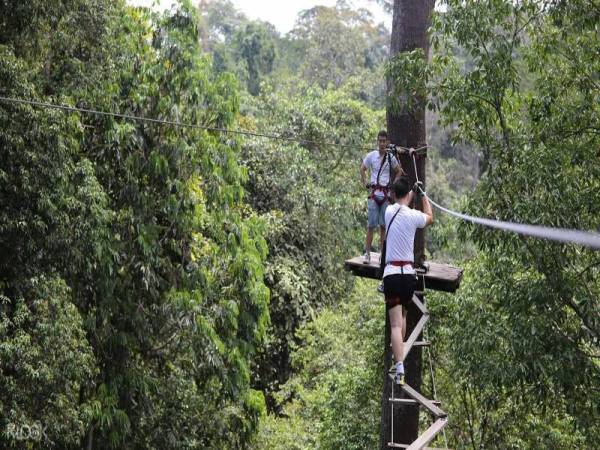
[372,184,389,190]
[387,261,413,267]
[375,152,388,187]
[368,183,391,205]
[368,151,395,205]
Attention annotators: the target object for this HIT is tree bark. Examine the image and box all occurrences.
[86,424,94,450]
[380,1,434,448]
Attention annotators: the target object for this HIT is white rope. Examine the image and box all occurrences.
[410,153,600,250]
[422,278,450,449]
[420,272,449,450]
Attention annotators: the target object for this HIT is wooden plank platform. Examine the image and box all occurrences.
[344,252,463,293]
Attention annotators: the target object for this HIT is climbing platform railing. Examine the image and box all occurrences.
[387,293,448,450]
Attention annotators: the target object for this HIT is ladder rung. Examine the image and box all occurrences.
[389,398,441,406]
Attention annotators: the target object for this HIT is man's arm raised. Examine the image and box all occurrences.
[422,195,434,227]
[393,163,404,180]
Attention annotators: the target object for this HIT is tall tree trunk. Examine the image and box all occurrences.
[380,1,434,448]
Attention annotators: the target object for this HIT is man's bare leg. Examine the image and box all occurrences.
[389,305,404,364]
[389,304,408,384]
[365,227,374,260]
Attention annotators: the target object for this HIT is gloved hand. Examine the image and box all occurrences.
[413,181,425,198]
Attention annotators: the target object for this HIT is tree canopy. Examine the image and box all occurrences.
[0,0,598,449]
[1,1,269,448]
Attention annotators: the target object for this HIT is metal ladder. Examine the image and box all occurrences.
[387,293,448,450]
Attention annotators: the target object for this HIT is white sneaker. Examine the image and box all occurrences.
[362,252,371,264]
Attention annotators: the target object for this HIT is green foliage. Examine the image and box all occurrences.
[419,1,600,447]
[2,1,597,449]
[0,0,269,448]
[242,81,383,402]
[288,2,389,89]
[428,262,590,449]
[199,0,278,95]
[385,48,429,115]
[0,277,96,449]
[232,22,277,96]
[251,280,383,450]
[201,0,389,105]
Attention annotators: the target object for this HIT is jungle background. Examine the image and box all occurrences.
[0,0,598,448]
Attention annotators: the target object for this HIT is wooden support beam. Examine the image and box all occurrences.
[411,294,428,315]
[405,418,448,450]
[390,341,429,348]
[403,311,429,360]
[401,384,447,418]
[388,444,450,450]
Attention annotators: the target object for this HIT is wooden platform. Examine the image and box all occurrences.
[345,253,463,293]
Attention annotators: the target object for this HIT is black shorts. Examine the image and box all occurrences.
[383,274,417,309]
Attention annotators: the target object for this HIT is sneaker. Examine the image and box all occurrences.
[395,371,405,386]
[377,282,384,294]
[362,252,371,264]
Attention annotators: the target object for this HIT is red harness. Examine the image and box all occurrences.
[388,261,413,268]
[368,153,393,206]
[369,184,391,206]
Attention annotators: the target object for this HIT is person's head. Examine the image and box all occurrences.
[377,130,388,152]
[392,176,413,202]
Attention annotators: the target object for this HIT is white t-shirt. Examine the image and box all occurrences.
[383,203,428,276]
[363,150,399,187]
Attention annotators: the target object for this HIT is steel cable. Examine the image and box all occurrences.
[3,95,598,249]
[0,96,374,151]
[410,154,600,250]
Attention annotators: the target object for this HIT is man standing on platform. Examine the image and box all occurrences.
[383,175,433,385]
[360,130,402,264]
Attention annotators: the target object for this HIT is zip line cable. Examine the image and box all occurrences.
[0,96,429,154]
[4,95,598,249]
[410,154,600,250]
[0,95,377,151]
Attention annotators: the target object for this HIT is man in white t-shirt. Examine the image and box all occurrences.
[360,130,403,263]
[383,175,433,385]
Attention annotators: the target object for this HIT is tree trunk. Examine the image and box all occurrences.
[381,1,434,448]
[86,424,94,450]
